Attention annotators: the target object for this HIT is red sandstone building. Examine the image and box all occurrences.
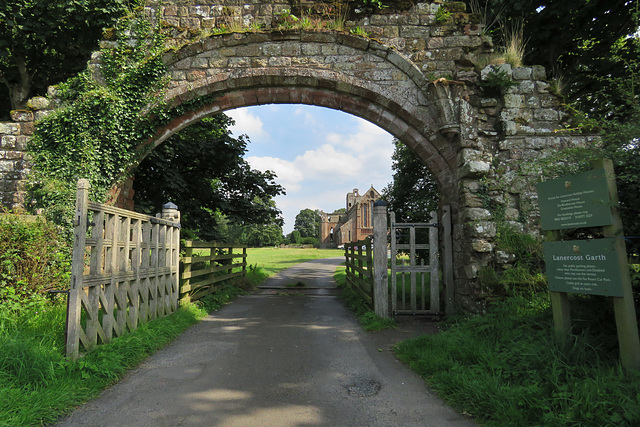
[319,186,381,249]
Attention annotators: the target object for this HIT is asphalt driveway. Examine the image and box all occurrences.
[57,258,474,426]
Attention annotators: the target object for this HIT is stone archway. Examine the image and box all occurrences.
[0,1,592,311]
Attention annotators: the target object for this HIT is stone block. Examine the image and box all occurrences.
[399,25,429,39]
[525,95,541,108]
[503,94,525,109]
[462,207,491,221]
[498,138,525,150]
[269,57,291,67]
[461,160,491,178]
[163,16,180,27]
[22,121,36,134]
[472,240,493,253]
[186,70,206,81]
[0,123,19,136]
[10,110,33,122]
[512,67,532,80]
[163,5,178,16]
[443,35,482,48]
[0,136,16,149]
[468,220,497,238]
[189,6,210,17]
[191,57,209,68]
[532,65,546,80]
[504,208,520,221]
[537,81,550,93]
[534,108,559,121]
[16,136,30,150]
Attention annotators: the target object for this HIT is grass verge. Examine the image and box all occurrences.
[393,293,640,426]
[334,265,397,331]
[0,301,207,426]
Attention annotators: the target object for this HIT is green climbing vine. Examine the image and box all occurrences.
[27,11,180,228]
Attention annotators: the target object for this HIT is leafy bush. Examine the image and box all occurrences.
[300,236,319,246]
[0,214,70,311]
[478,68,518,96]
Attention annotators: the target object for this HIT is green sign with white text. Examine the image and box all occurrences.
[543,238,623,297]
[536,168,613,230]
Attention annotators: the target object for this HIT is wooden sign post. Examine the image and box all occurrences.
[537,159,640,371]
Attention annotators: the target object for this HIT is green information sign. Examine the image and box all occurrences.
[543,238,624,297]
[536,168,613,230]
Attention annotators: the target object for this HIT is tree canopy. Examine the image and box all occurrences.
[133,115,285,241]
[382,139,439,223]
[465,0,639,116]
[0,0,138,116]
[294,208,321,238]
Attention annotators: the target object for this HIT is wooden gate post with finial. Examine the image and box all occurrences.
[373,200,389,318]
[66,179,90,360]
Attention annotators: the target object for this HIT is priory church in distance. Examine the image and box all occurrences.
[319,186,381,249]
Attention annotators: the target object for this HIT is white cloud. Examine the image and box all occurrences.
[232,106,395,234]
[245,156,304,193]
[295,118,394,182]
[227,109,267,140]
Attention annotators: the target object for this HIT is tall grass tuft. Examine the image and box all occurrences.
[501,19,527,67]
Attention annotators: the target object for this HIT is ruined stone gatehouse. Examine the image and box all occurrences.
[0,0,600,311]
[320,186,381,248]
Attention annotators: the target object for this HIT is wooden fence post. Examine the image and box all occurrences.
[66,179,90,360]
[373,200,389,318]
[429,211,440,313]
[442,206,455,315]
[596,159,640,371]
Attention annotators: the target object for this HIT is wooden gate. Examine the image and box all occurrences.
[66,179,181,359]
[390,211,440,315]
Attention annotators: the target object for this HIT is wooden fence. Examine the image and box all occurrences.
[66,179,181,360]
[344,237,374,308]
[180,241,247,305]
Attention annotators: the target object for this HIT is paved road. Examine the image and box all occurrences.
[57,258,474,427]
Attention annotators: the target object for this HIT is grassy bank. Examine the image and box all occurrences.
[394,293,640,426]
[0,302,207,426]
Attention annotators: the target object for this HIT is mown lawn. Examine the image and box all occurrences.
[245,247,343,284]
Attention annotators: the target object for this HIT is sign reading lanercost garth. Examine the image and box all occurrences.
[543,238,623,297]
[536,168,613,230]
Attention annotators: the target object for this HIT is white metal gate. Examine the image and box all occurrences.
[390,211,440,315]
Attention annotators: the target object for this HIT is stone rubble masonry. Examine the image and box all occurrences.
[0,0,596,312]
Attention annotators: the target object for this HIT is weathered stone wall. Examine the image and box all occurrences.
[0,0,596,312]
[0,96,54,208]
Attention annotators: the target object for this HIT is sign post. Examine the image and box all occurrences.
[537,159,640,371]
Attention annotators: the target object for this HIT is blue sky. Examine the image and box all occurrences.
[226,105,395,234]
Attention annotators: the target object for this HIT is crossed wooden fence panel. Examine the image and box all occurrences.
[66,179,180,360]
[344,237,374,309]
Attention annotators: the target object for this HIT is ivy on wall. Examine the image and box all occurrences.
[27,12,179,228]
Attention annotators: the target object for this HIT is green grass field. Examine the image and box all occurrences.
[244,247,343,285]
